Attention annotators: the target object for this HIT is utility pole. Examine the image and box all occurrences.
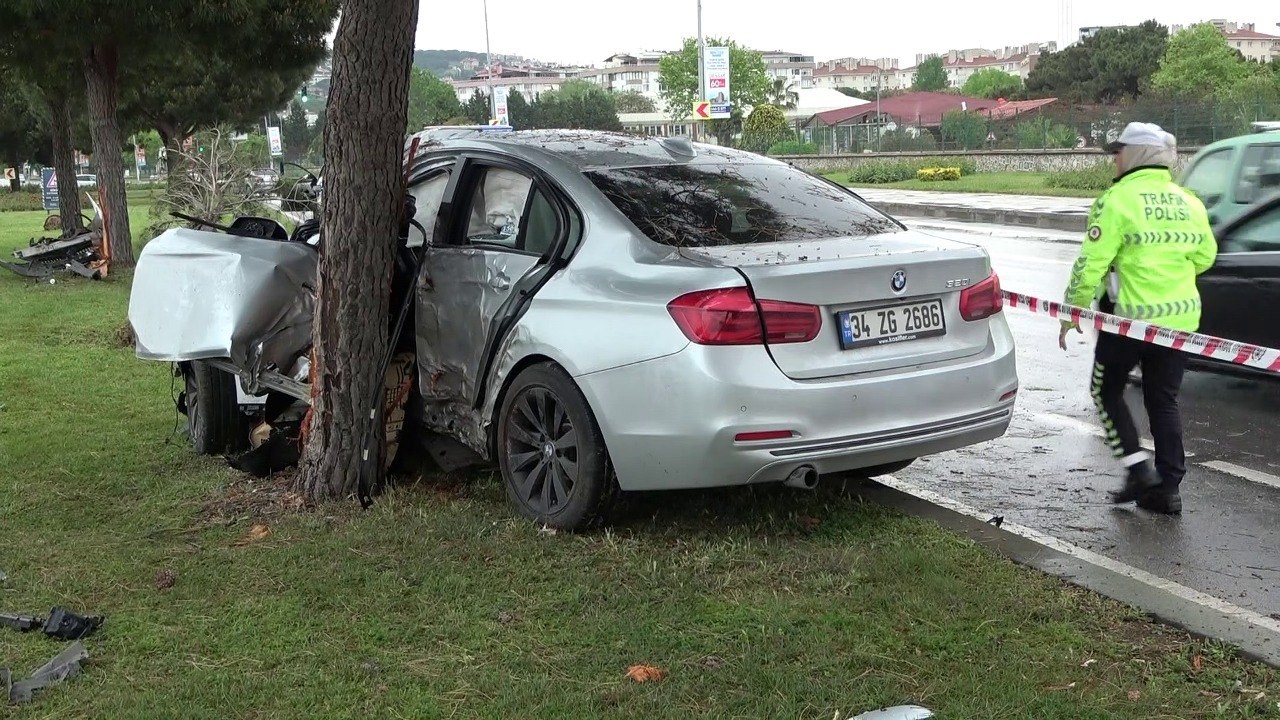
[484,0,496,123]
[695,0,704,143]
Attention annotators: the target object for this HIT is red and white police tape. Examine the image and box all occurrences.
[1001,290,1280,374]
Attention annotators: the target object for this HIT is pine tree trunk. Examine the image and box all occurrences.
[48,91,83,234]
[82,42,134,267]
[296,0,419,503]
[156,122,186,184]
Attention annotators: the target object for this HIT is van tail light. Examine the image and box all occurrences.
[959,272,1002,322]
[667,287,822,345]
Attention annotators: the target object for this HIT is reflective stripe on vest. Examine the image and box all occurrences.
[1114,297,1201,320]
[1121,231,1211,246]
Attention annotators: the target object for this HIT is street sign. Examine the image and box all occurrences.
[493,86,509,126]
[41,168,58,211]
[693,102,711,120]
[703,46,732,119]
[3,167,14,182]
[267,126,283,157]
[135,146,146,168]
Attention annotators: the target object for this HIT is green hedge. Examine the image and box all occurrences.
[1045,163,1113,192]
[847,157,979,184]
[0,191,43,212]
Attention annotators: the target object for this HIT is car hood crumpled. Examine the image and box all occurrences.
[127,228,317,378]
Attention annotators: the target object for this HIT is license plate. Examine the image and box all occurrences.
[837,299,946,350]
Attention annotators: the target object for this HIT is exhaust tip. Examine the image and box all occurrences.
[783,465,819,490]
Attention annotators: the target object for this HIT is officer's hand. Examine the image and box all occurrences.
[1058,321,1081,351]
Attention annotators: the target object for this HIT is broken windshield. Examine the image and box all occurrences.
[584,162,900,248]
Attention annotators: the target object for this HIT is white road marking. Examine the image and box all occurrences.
[876,473,1280,634]
[1032,411,1176,456]
[1200,461,1280,491]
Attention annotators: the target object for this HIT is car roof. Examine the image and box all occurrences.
[406,128,770,171]
[1194,127,1280,156]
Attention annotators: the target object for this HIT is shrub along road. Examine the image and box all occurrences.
[1,208,1278,717]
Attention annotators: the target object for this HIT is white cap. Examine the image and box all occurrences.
[1105,122,1174,152]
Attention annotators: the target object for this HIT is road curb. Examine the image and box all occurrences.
[855,475,1280,668]
[872,201,1088,233]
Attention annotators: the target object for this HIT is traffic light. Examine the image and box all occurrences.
[299,85,309,104]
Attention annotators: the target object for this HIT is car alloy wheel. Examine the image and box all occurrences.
[505,386,580,514]
[497,363,621,530]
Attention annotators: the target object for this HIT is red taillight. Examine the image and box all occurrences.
[959,272,1003,322]
[734,430,796,442]
[667,287,821,345]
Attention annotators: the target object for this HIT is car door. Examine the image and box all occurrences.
[1198,193,1280,350]
[1180,146,1238,225]
[415,156,569,411]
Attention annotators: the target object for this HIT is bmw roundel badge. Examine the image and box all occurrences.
[891,269,907,293]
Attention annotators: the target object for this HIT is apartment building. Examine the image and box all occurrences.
[760,50,817,89]
[812,58,903,94]
[1170,20,1280,63]
[920,42,1056,86]
[575,51,668,104]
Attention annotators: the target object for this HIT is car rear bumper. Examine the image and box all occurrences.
[575,317,1018,491]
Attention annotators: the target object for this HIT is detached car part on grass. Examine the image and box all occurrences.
[128,129,1019,530]
[1,194,111,281]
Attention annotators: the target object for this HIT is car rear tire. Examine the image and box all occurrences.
[496,363,620,531]
[183,361,246,456]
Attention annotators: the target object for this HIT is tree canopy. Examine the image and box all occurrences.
[613,90,657,114]
[1025,20,1168,102]
[912,57,949,92]
[1150,23,1250,98]
[961,68,1022,99]
[740,104,791,153]
[406,67,463,130]
[658,38,771,121]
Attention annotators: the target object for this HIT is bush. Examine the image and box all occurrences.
[1045,162,1114,191]
[917,167,962,182]
[847,156,979,184]
[768,141,819,155]
[0,190,43,212]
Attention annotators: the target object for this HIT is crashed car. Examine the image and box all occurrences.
[128,129,1018,529]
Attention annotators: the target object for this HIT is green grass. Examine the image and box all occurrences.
[2,207,1278,718]
[835,171,1104,198]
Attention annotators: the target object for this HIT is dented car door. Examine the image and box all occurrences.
[415,158,563,426]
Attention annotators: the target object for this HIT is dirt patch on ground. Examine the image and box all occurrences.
[113,320,136,348]
[193,471,308,527]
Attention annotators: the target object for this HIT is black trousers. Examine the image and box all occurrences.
[1090,331,1187,490]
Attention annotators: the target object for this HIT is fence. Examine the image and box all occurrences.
[777,95,1280,156]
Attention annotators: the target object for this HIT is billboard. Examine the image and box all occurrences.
[702,46,731,119]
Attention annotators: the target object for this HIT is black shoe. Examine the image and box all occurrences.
[1137,491,1182,515]
[1109,462,1160,504]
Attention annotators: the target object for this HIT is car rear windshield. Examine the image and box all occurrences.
[584,162,899,247]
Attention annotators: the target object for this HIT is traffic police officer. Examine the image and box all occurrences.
[1059,122,1217,515]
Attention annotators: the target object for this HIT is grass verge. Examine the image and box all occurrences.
[1,207,1277,718]
[834,171,1104,199]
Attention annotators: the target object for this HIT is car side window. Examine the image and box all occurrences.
[408,171,450,248]
[1224,204,1280,253]
[462,166,534,250]
[1181,149,1234,206]
[1235,144,1280,205]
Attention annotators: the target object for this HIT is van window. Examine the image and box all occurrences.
[1180,149,1234,206]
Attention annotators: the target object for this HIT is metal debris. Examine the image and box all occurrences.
[850,706,934,720]
[5,641,89,704]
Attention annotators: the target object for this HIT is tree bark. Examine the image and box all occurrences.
[296,0,419,503]
[48,90,84,235]
[155,121,186,182]
[82,42,134,267]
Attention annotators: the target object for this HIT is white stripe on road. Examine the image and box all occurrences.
[1200,461,1280,491]
[876,473,1280,634]
[1033,411,1170,456]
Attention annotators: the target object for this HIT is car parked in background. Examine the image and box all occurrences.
[75,174,97,188]
[1179,123,1280,227]
[129,129,1019,530]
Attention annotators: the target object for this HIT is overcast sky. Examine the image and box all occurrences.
[412,0,1279,67]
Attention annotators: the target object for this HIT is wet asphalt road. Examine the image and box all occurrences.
[896,219,1280,619]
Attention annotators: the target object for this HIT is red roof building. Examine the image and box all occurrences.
[804,91,997,128]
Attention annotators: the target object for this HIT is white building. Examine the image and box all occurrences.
[619,87,866,139]
[759,50,816,90]
[576,51,669,105]
[924,43,1056,87]
[812,58,904,94]
[1169,20,1280,63]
